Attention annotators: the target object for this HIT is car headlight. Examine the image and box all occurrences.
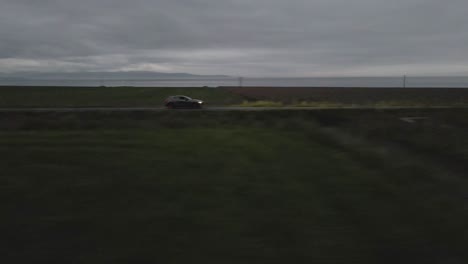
[198,101,203,104]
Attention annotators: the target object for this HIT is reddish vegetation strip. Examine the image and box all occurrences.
[223,87,468,104]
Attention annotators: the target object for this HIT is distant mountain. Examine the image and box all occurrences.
[0,71,232,80]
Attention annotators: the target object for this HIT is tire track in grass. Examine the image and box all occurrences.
[308,125,468,263]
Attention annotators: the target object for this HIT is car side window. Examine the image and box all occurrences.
[179,97,188,101]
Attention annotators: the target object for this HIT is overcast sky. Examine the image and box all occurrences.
[1,0,467,77]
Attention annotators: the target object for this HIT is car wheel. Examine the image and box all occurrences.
[167,103,174,109]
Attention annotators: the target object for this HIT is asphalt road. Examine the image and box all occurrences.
[0,106,464,112]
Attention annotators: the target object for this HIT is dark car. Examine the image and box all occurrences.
[164,95,204,109]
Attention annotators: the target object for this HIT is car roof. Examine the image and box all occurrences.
[170,95,191,98]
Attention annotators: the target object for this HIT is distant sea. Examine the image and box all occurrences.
[2,76,468,88]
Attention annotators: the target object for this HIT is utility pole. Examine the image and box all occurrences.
[403,75,407,88]
[238,77,243,88]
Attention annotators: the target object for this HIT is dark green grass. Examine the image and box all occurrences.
[1,111,468,263]
[312,108,468,173]
[0,86,243,107]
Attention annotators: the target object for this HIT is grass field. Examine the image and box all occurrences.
[0,86,243,107]
[2,109,468,263]
[226,87,468,106]
[2,86,468,108]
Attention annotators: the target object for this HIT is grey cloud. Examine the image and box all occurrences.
[1,0,468,76]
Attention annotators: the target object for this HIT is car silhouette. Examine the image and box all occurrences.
[164,95,204,109]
